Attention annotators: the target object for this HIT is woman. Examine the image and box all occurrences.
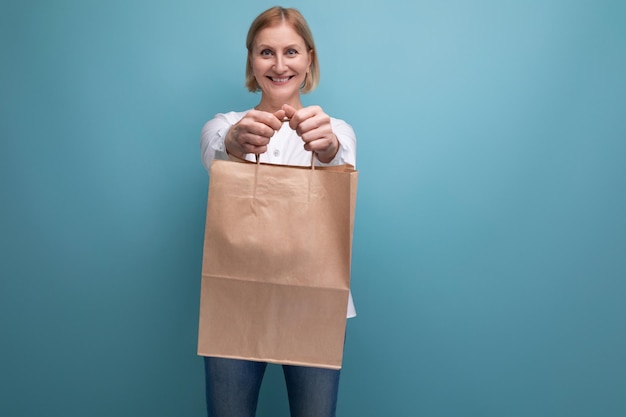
[200,6,356,417]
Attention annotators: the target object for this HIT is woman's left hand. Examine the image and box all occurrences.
[282,104,340,163]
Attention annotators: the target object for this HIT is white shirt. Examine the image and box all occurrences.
[200,110,357,318]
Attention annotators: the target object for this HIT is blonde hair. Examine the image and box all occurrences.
[245,6,319,93]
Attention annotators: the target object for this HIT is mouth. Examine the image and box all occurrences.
[268,76,294,83]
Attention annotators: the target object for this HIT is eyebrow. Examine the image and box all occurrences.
[255,43,302,50]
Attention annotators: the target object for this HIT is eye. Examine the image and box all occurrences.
[260,49,273,57]
[286,48,298,56]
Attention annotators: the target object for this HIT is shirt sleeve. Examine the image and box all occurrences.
[319,118,357,167]
[199,113,234,172]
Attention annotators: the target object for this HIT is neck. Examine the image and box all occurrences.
[256,95,302,113]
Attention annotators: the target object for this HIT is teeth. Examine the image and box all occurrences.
[272,77,290,82]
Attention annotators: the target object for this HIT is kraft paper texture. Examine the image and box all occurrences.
[198,159,357,369]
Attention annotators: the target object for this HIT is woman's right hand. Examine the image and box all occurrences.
[224,109,286,159]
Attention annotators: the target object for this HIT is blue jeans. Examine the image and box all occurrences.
[204,356,341,417]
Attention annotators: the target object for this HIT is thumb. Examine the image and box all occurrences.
[282,104,297,119]
[273,109,287,122]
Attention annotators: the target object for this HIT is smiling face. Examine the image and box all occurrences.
[250,22,312,111]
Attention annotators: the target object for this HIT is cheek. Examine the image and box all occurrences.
[250,60,261,77]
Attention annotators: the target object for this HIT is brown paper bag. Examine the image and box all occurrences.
[197,157,357,369]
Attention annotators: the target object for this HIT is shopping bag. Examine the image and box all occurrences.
[197,155,357,369]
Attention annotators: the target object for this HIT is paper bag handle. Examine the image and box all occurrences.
[255,153,316,169]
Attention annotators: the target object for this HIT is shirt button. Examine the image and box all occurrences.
[273,149,280,157]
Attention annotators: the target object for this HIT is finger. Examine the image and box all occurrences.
[243,143,268,153]
[245,134,271,147]
[302,137,329,153]
[292,105,320,123]
[292,107,328,134]
[241,114,279,137]
[260,111,284,131]
[282,104,297,119]
[304,134,338,158]
[298,117,333,143]
[273,109,288,123]
[285,107,302,131]
[247,109,283,131]
[239,133,269,155]
[242,122,275,139]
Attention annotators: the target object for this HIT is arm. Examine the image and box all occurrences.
[325,118,357,167]
[199,113,237,172]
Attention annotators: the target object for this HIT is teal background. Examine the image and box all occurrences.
[2,0,625,416]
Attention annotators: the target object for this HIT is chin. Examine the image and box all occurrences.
[264,88,299,101]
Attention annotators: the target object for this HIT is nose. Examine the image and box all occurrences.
[273,55,287,73]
